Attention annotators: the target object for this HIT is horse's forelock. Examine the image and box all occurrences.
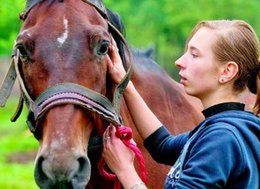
[106,9,125,36]
[106,9,132,70]
[21,0,64,20]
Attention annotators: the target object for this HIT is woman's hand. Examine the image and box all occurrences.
[102,125,148,189]
[102,125,135,175]
[107,39,127,84]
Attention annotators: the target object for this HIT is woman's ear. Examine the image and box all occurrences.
[219,61,239,83]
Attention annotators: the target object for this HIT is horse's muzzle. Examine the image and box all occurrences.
[34,154,91,189]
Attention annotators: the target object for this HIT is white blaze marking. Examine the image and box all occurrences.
[57,17,69,47]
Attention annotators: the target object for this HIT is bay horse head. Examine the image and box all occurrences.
[0,0,132,188]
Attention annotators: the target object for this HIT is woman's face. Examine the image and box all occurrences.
[175,27,222,99]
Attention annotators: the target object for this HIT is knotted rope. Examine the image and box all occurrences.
[98,126,147,189]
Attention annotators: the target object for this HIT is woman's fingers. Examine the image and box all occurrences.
[130,139,136,146]
[107,56,114,70]
[103,126,112,144]
[108,38,119,63]
[103,125,119,145]
[109,125,117,140]
[107,37,126,82]
[102,125,136,174]
[111,37,117,46]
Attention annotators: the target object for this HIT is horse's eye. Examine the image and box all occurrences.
[16,44,30,63]
[96,41,109,56]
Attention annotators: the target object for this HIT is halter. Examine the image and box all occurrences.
[0,0,133,139]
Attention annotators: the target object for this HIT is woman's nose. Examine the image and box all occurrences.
[175,54,185,68]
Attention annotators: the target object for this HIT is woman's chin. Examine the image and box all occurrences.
[183,87,196,97]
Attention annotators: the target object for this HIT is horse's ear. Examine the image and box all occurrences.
[88,0,107,16]
[20,0,43,20]
[145,45,156,59]
[25,0,43,11]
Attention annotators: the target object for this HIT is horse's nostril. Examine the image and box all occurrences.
[77,157,87,173]
[34,155,91,189]
[36,156,46,179]
[71,156,91,189]
[35,156,54,189]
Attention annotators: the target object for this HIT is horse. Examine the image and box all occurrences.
[0,0,204,188]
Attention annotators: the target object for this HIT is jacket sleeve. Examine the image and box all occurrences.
[174,126,244,189]
[143,126,189,165]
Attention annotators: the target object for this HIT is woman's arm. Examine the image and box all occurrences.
[123,82,162,139]
[107,41,162,139]
[103,41,188,188]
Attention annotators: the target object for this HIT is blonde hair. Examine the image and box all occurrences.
[187,20,260,115]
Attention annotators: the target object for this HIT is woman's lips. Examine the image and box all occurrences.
[179,75,187,85]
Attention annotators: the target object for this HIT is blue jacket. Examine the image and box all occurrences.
[144,104,260,189]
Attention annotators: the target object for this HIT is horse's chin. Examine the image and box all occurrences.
[34,155,91,189]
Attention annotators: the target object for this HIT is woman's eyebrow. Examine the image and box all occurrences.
[189,46,200,52]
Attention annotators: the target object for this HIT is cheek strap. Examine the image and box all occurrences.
[0,58,16,107]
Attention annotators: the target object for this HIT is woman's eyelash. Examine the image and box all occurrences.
[191,53,198,58]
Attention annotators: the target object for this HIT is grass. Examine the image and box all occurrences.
[0,98,38,189]
[0,163,37,189]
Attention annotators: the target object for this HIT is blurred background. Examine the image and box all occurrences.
[0,0,259,188]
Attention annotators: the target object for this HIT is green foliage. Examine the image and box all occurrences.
[0,99,37,189]
[0,0,24,55]
[0,163,37,189]
[0,0,259,77]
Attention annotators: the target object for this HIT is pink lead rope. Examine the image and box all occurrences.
[98,125,147,189]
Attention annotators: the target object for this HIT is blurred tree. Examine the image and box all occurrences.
[0,0,24,55]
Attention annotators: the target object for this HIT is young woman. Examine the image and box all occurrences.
[102,20,260,189]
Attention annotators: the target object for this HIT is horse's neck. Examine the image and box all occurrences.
[120,63,203,135]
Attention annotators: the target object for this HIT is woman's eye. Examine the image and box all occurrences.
[96,40,109,56]
[191,53,198,58]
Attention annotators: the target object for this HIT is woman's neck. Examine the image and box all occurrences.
[200,89,239,109]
